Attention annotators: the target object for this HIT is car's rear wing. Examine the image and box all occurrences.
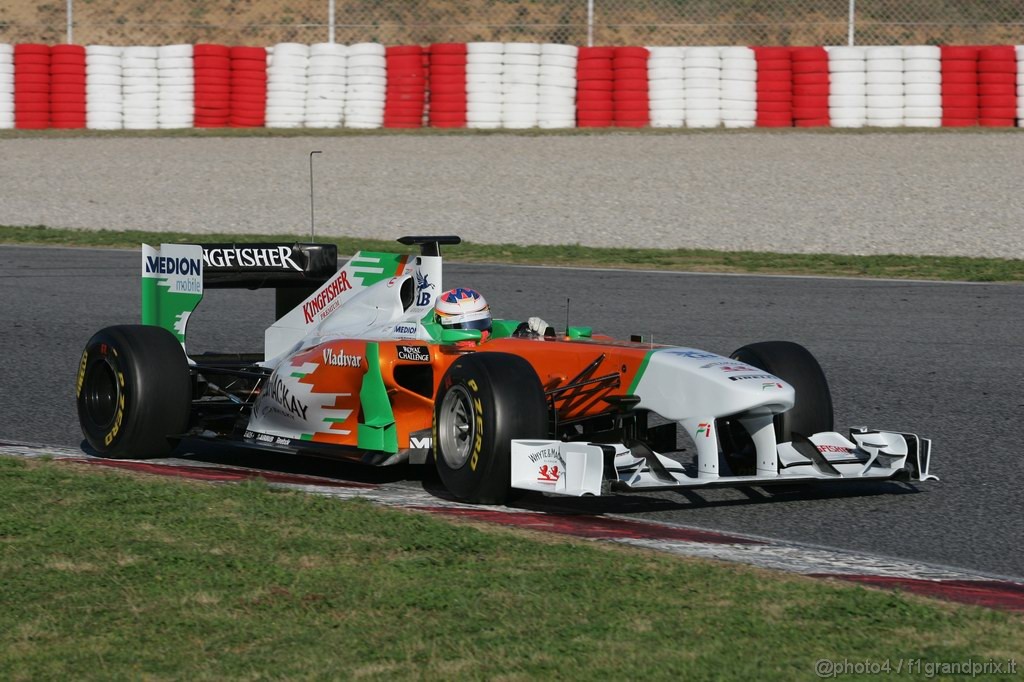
[141,242,338,352]
[141,236,458,360]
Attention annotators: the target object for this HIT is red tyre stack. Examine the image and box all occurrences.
[790,47,830,127]
[384,45,426,128]
[427,43,467,128]
[612,46,649,127]
[753,46,793,127]
[14,43,50,129]
[49,44,86,129]
[575,46,614,128]
[229,46,267,128]
[940,46,978,127]
[193,44,231,128]
[977,46,1017,127]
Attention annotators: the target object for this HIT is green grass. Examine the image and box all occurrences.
[1,457,1021,680]
[3,224,1022,282]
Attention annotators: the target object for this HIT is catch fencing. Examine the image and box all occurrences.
[2,1,1023,48]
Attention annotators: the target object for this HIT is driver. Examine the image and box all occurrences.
[434,288,551,340]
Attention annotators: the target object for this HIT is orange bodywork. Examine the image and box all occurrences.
[272,334,655,449]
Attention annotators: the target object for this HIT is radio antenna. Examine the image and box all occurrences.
[565,297,570,336]
[309,150,322,241]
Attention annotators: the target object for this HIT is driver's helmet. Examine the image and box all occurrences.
[434,288,492,333]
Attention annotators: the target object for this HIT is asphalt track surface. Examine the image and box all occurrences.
[2,244,1022,579]
[2,133,1024,258]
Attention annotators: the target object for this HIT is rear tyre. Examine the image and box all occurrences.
[434,353,547,504]
[717,341,833,474]
[76,325,191,458]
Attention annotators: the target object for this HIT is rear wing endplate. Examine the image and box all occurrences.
[141,242,337,351]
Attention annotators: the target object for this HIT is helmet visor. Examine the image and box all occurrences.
[447,317,492,332]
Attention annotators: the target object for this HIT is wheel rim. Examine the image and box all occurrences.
[438,385,475,470]
[84,358,119,429]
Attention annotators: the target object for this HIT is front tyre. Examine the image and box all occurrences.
[717,341,833,474]
[76,325,191,458]
[434,353,547,504]
[730,340,833,441]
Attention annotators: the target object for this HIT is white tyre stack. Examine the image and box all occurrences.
[265,43,308,128]
[157,44,194,129]
[502,42,540,129]
[865,46,903,127]
[1016,46,1024,127]
[121,46,159,129]
[305,42,346,128]
[466,42,503,129]
[719,46,756,128]
[684,46,722,128]
[646,46,685,128]
[0,44,13,130]
[85,45,123,130]
[902,45,941,127]
[345,42,385,129]
[827,46,866,127]
[537,43,577,129]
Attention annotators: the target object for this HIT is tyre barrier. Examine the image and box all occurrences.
[305,42,346,129]
[3,42,1021,130]
[0,43,12,129]
[345,42,385,129]
[265,42,307,129]
[465,42,501,129]
[428,42,466,129]
[384,44,425,129]
[13,43,50,129]
[978,45,1016,127]
[50,44,86,129]
[792,46,830,127]
[828,46,865,128]
[1018,46,1024,127]
[720,46,756,129]
[122,45,158,130]
[866,46,904,127]
[684,46,721,128]
[86,45,122,130]
[503,42,541,129]
[647,46,684,128]
[903,45,941,128]
[193,43,230,129]
[941,45,979,127]
[576,46,614,128]
[157,43,193,129]
[613,45,649,128]
[229,46,266,128]
[754,46,793,128]
[539,43,577,129]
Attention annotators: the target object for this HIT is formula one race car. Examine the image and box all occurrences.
[76,236,936,504]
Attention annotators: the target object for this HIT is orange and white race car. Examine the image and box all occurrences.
[76,236,935,504]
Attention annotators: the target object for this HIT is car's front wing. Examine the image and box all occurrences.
[510,429,936,497]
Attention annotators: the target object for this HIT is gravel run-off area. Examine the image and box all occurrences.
[1,131,1022,258]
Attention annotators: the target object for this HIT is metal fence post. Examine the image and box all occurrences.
[328,0,336,43]
[848,0,856,46]
[66,0,73,44]
[587,0,594,47]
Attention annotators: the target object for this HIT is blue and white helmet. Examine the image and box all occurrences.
[434,288,492,332]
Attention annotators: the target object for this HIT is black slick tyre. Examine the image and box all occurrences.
[76,325,191,458]
[717,341,833,473]
[433,352,547,504]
